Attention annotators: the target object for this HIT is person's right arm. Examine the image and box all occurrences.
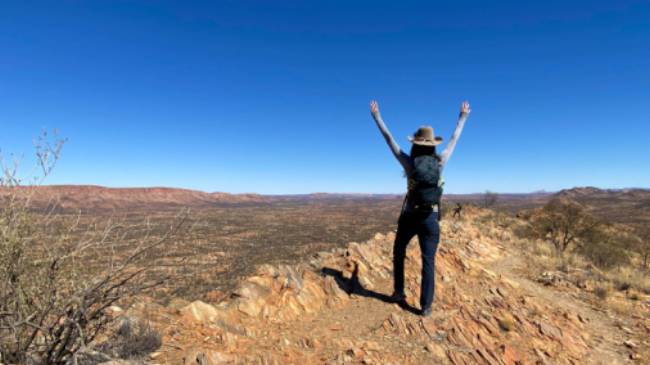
[370,100,411,171]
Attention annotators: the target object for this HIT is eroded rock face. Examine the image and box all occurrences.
[126,210,638,365]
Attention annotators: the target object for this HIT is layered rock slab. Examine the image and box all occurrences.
[132,214,596,364]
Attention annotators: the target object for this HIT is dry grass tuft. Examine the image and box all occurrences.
[593,286,609,301]
[97,319,162,360]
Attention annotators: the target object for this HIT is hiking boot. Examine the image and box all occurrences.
[421,307,432,317]
[388,292,406,304]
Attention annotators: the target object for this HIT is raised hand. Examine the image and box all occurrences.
[370,100,379,114]
[460,100,471,115]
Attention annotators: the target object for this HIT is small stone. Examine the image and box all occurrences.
[577,314,587,323]
[624,340,637,348]
[238,300,262,317]
[363,341,380,351]
[538,321,562,339]
[107,305,123,316]
[498,316,515,332]
[496,287,508,297]
[424,343,446,358]
[346,346,364,358]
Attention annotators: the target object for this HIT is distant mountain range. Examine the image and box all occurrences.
[0,185,402,211]
[554,187,650,225]
[0,185,266,210]
[1,185,648,219]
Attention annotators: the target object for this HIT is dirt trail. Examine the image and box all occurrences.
[486,246,629,365]
[130,210,647,364]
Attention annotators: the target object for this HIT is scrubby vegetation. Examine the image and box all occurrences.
[514,197,650,301]
[97,318,162,361]
[526,199,600,255]
[0,133,187,364]
[594,286,609,301]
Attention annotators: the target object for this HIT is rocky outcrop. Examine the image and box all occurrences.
[120,211,615,364]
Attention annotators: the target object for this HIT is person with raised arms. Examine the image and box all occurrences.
[370,99,470,316]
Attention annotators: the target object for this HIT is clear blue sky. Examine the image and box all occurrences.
[1,1,648,194]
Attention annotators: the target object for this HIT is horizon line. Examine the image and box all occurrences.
[10,183,650,196]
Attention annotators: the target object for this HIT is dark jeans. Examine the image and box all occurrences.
[393,210,440,311]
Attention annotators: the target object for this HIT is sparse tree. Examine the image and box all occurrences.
[528,199,600,255]
[0,131,188,364]
[483,190,498,208]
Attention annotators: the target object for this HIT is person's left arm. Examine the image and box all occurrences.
[439,101,471,166]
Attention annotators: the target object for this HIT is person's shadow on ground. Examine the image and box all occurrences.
[321,265,420,315]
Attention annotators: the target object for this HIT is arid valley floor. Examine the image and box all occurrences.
[2,186,649,364]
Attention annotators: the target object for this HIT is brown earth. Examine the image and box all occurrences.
[119,209,649,365]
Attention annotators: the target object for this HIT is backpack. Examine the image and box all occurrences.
[408,155,443,207]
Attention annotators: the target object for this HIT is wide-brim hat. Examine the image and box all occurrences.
[408,126,443,146]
